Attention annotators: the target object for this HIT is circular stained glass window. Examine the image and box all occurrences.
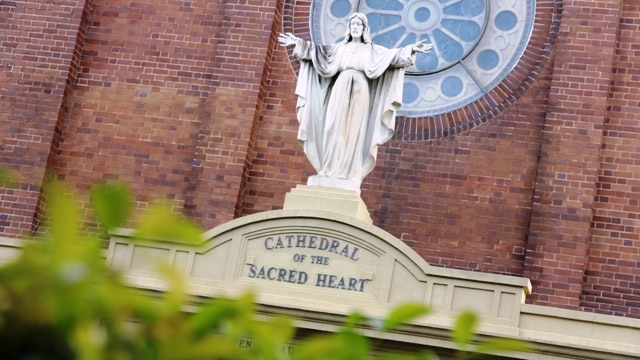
[310,0,536,117]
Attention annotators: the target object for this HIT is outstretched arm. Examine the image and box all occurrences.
[278,33,299,47]
[412,39,433,54]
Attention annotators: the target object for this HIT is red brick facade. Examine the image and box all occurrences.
[1,0,639,318]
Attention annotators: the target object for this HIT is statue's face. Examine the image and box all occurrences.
[350,18,364,39]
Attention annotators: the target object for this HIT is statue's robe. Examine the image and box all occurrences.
[293,39,415,192]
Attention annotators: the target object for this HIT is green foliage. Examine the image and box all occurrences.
[0,182,532,359]
[381,303,430,331]
[134,203,204,245]
[91,182,132,231]
[451,310,533,359]
[453,310,478,350]
[0,167,16,187]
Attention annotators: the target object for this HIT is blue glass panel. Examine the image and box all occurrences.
[415,51,439,72]
[367,13,402,34]
[433,29,463,63]
[330,0,352,19]
[403,82,420,103]
[367,13,384,33]
[399,33,417,48]
[441,19,482,43]
[441,76,463,97]
[388,0,404,11]
[365,0,403,11]
[443,0,485,17]
[365,0,388,10]
[414,7,432,22]
[372,25,407,48]
[477,49,499,70]
[495,10,518,31]
[462,0,485,17]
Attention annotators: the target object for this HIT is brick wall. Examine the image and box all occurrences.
[0,0,88,235]
[523,0,623,309]
[581,1,640,317]
[54,0,220,227]
[53,0,278,230]
[1,0,640,318]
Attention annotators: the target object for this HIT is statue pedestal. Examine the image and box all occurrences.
[283,185,372,224]
[307,175,361,194]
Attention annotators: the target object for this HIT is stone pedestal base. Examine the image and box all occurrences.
[283,185,372,224]
[307,175,361,194]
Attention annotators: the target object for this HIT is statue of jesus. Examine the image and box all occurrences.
[279,12,432,194]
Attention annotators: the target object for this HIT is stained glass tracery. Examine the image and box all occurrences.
[310,0,535,116]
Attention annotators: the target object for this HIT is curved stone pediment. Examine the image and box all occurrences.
[108,209,531,335]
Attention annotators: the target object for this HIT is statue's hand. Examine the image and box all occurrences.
[412,39,433,54]
[278,33,299,47]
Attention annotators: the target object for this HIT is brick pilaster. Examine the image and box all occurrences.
[182,0,279,227]
[0,1,89,236]
[524,0,624,308]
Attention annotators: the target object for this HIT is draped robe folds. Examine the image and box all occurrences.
[293,39,415,193]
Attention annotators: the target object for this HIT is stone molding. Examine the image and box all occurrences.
[108,209,530,336]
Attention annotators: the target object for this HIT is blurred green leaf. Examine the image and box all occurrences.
[245,316,294,360]
[452,311,478,348]
[381,303,430,331]
[46,181,80,249]
[0,168,16,187]
[134,203,203,245]
[188,297,247,338]
[184,334,245,359]
[292,328,369,360]
[344,311,367,330]
[155,263,187,315]
[377,352,436,360]
[91,182,131,230]
[473,337,534,357]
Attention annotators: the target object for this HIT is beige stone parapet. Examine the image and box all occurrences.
[518,304,640,359]
[0,237,25,266]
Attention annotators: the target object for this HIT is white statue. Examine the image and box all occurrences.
[279,12,432,193]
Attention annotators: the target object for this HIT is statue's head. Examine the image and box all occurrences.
[343,12,372,44]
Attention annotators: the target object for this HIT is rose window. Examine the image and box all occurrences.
[310,0,536,116]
